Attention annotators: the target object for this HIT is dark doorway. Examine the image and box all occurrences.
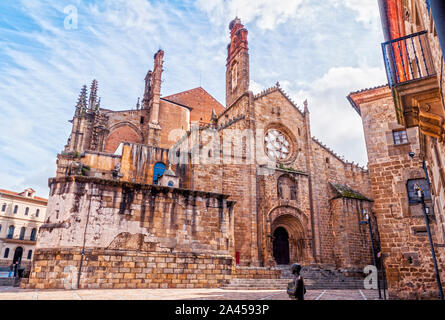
[273,227,290,265]
[13,247,23,264]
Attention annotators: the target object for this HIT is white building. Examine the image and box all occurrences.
[0,188,47,269]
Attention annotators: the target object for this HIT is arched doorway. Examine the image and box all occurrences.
[273,227,290,265]
[13,247,23,264]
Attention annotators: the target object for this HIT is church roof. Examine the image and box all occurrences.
[163,87,225,124]
[0,188,48,202]
[329,183,372,202]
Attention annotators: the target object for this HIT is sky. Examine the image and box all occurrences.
[0,0,388,198]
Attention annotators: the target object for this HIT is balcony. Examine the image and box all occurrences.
[382,31,444,140]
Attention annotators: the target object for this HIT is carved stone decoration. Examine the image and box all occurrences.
[265,129,291,161]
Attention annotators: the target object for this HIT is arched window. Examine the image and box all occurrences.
[30,228,37,241]
[0,224,2,233]
[4,248,9,258]
[27,250,33,260]
[152,162,166,185]
[24,207,29,215]
[19,227,26,240]
[7,226,14,239]
[1,203,6,212]
[35,209,40,217]
[13,205,18,214]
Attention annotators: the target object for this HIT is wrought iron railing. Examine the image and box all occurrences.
[382,31,436,88]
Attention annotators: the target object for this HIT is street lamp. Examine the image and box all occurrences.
[414,183,444,300]
[360,209,383,299]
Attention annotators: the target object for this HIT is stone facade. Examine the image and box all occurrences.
[349,86,444,299]
[0,188,47,269]
[25,18,377,289]
[348,0,445,299]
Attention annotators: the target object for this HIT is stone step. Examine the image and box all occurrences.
[0,277,17,287]
[223,278,368,290]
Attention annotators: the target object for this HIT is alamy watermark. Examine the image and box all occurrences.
[363,265,378,290]
[63,5,78,30]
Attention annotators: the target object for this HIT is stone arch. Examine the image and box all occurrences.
[104,122,143,153]
[271,214,306,265]
[13,246,23,264]
[265,205,312,265]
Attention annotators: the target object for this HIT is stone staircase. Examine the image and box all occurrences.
[222,265,370,291]
[0,277,21,287]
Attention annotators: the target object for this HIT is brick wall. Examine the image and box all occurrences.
[23,249,232,289]
[25,177,235,289]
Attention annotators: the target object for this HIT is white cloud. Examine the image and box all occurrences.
[286,66,387,166]
[196,0,306,30]
[0,0,384,195]
[196,0,381,31]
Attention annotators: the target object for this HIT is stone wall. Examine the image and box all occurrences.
[25,176,235,289]
[23,249,232,289]
[232,266,281,279]
[330,197,373,269]
[350,86,445,299]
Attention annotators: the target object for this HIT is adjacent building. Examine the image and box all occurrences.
[348,0,445,299]
[0,188,47,270]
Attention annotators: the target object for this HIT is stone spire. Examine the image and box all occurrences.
[142,70,152,109]
[136,97,140,110]
[95,97,101,112]
[88,79,98,110]
[211,109,218,122]
[148,49,164,124]
[75,85,88,116]
[304,99,309,114]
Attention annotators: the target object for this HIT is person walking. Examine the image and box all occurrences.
[7,263,13,277]
[13,262,18,277]
[287,263,306,300]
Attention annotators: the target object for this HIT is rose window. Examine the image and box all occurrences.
[265,130,291,161]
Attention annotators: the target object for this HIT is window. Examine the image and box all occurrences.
[36,209,40,217]
[27,250,33,260]
[393,130,409,145]
[13,205,18,214]
[0,224,1,233]
[25,207,29,216]
[7,226,14,239]
[19,227,25,240]
[4,248,9,259]
[407,179,431,204]
[152,162,166,185]
[30,228,37,241]
[231,62,238,91]
[1,203,6,212]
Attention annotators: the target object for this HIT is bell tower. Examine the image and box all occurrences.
[226,17,249,108]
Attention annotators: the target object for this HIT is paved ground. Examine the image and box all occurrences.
[0,287,381,300]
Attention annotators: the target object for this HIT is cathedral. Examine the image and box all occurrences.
[24,18,376,289]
